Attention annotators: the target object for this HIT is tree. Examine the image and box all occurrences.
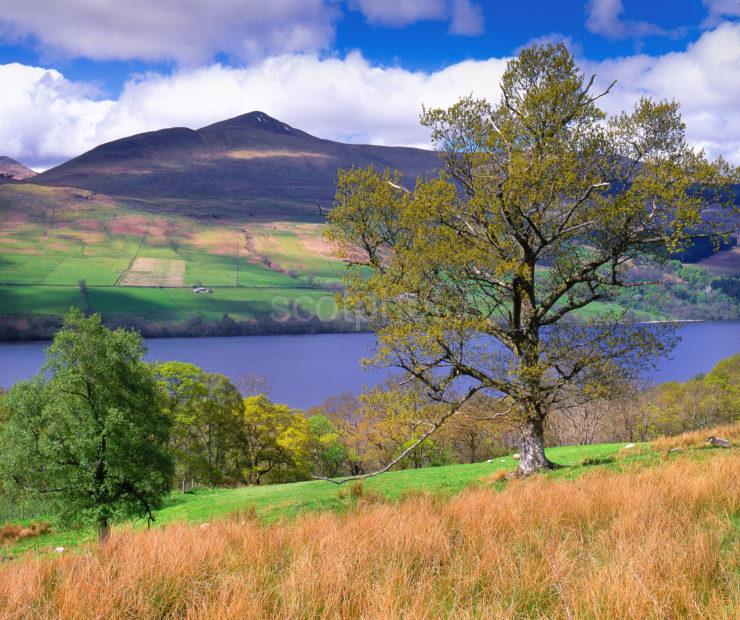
[238,396,310,484]
[327,43,735,476]
[155,362,243,488]
[647,355,739,435]
[314,392,372,475]
[439,395,513,462]
[0,310,173,542]
[307,414,348,478]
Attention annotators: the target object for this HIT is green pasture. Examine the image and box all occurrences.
[3,441,651,554]
[0,187,674,327]
[258,228,346,284]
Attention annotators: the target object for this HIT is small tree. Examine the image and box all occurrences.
[0,310,173,542]
[327,44,735,476]
[238,396,310,484]
[307,414,348,478]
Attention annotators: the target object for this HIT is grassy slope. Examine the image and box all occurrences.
[1,441,682,554]
[0,184,676,328]
[0,185,344,325]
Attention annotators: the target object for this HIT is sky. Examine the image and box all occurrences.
[0,0,738,170]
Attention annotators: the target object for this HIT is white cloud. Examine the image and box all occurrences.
[449,0,485,36]
[702,0,740,26]
[350,0,447,27]
[585,0,682,41]
[0,0,338,63]
[0,63,114,169]
[0,0,485,63]
[348,0,483,33]
[584,22,740,163]
[1,24,738,170]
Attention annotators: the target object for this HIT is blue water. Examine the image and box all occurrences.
[0,322,737,408]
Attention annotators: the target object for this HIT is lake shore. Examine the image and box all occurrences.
[1,312,737,344]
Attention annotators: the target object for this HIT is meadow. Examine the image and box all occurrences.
[0,431,736,619]
[5,430,738,555]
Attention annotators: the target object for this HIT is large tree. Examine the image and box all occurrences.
[327,44,735,476]
[0,310,173,542]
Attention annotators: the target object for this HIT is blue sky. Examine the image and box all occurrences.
[0,0,737,168]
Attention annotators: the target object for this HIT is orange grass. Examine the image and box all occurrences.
[0,454,737,619]
[0,522,50,546]
[652,421,740,452]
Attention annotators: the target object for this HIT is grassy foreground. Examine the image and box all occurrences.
[0,444,737,618]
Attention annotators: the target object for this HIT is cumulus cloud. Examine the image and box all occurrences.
[1,24,738,170]
[349,0,447,27]
[0,0,485,63]
[0,0,338,63]
[585,0,683,41]
[585,21,740,163]
[449,0,485,36]
[0,64,114,169]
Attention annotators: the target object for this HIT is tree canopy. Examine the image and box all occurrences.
[0,310,173,542]
[327,43,737,476]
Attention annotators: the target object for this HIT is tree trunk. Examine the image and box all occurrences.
[517,417,557,476]
[98,517,110,545]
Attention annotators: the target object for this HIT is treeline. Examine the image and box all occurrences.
[546,355,739,445]
[0,310,367,342]
[614,260,739,320]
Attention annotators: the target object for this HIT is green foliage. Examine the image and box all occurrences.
[0,309,173,541]
[398,436,452,469]
[238,395,312,484]
[647,354,739,435]
[613,261,738,320]
[155,362,243,487]
[307,414,348,478]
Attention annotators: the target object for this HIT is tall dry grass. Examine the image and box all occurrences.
[651,421,740,452]
[0,454,737,619]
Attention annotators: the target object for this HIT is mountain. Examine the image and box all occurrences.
[0,156,36,180]
[33,112,440,218]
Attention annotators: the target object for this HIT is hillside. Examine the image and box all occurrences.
[33,112,440,219]
[0,156,36,181]
[0,435,737,618]
[1,442,627,552]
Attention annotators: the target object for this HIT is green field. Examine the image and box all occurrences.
[2,441,669,554]
[0,185,347,328]
[0,182,723,331]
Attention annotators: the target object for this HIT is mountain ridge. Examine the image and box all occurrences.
[32,112,440,218]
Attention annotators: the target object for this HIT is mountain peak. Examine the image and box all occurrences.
[32,112,439,216]
[0,156,36,180]
[200,111,297,135]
